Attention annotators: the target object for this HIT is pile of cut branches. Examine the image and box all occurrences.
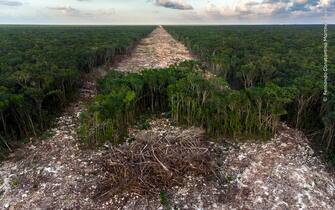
[94,127,220,199]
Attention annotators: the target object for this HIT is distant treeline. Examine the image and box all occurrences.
[165,25,335,157]
[0,25,154,154]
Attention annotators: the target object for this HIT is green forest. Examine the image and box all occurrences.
[1,25,334,163]
[79,25,334,163]
[165,25,335,159]
[0,25,154,154]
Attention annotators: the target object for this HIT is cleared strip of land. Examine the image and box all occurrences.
[116,26,194,72]
[0,26,334,210]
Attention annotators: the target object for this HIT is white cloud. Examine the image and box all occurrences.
[47,5,116,18]
[320,0,331,6]
[154,0,193,10]
[48,6,83,16]
[0,0,22,6]
[203,0,334,19]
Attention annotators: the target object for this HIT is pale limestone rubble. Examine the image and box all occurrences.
[116,26,194,72]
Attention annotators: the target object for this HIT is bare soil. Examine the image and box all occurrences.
[116,26,194,72]
[222,124,335,209]
[0,26,334,210]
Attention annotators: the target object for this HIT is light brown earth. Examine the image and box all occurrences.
[116,26,194,72]
[222,124,335,209]
[0,26,334,210]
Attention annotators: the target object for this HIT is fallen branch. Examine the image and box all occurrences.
[93,127,220,200]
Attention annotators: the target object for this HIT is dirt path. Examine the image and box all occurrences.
[97,121,335,210]
[223,125,335,209]
[0,26,334,210]
[116,26,194,72]
[0,26,196,210]
[0,72,103,209]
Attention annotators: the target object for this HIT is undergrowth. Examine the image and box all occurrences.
[79,61,294,145]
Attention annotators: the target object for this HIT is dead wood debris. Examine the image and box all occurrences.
[1,27,335,210]
[94,126,222,201]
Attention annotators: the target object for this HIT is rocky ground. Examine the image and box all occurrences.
[223,124,335,209]
[90,120,335,210]
[0,26,334,210]
[0,73,101,209]
[116,26,194,72]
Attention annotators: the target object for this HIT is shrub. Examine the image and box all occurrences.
[80,62,294,145]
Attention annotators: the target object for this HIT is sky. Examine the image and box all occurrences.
[0,0,334,24]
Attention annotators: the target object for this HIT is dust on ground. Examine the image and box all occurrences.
[222,124,335,209]
[0,72,102,209]
[1,26,334,210]
[115,26,194,72]
[89,120,335,210]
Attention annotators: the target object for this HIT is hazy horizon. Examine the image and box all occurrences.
[1,0,335,25]
[0,23,334,26]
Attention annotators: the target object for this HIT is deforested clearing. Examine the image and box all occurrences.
[0,25,334,210]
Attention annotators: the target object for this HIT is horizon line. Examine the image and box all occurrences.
[0,23,334,26]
